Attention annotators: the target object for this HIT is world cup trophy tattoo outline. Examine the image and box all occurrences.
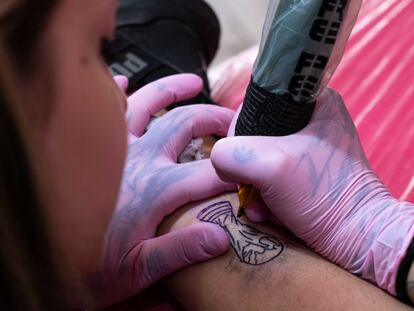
[197,201,283,265]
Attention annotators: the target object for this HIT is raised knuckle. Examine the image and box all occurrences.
[177,240,199,265]
[168,106,195,123]
[197,226,227,257]
[324,87,339,98]
[172,105,190,114]
[136,244,170,289]
[212,138,232,156]
[123,245,148,292]
[173,229,211,263]
[210,144,226,167]
[265,152,291,180]
[325,88,345,106]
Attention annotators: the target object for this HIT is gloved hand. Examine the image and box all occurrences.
[88,74,236,306]
[211,88,414,295]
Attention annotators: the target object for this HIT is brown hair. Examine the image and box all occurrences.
[1,0,58,72]
[0,1,61,309]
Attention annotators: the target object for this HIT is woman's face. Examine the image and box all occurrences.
[25,0,126,273]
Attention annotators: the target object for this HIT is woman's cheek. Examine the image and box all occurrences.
[64,67,127,272]
[93,75,127,211]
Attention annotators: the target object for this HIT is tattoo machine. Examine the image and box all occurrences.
[236,0,362,217]
[102,0,219,108]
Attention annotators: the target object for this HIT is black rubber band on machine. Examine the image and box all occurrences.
[235,78,316,136]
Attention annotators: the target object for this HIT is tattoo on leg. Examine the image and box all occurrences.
[197,201,283,265]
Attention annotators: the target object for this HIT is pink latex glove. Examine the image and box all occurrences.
[211,88,414,295]
[88,74,236,306]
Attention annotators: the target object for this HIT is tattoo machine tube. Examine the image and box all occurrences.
[236,0,361,216]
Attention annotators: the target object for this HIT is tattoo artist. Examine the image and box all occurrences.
[0,0,236,309]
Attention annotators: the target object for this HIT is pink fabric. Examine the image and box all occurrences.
[210,0,414,203]
[330,0,414,203]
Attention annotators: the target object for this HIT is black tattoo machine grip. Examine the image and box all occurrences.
[235,79,316,136]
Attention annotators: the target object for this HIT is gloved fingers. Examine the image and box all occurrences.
[127,74,204,137]
[215,170,238,184]
[307,88,352,128]
[227,104,242,137]
[245,195,269,223]
[146,105,233,161]
[211,136,284,187]
[153,160,237,219]
[137,223,230,290]
[114,75,129,93]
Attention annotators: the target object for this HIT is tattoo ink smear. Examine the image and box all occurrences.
[197,201,283,265]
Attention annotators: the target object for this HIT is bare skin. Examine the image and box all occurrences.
[158,193,411,311]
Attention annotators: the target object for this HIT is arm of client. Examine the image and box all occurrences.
[158,192,411,311]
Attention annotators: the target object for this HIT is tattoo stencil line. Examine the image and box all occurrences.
[197,201,283,265]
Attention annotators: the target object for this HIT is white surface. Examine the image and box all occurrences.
[205,0,268,66]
